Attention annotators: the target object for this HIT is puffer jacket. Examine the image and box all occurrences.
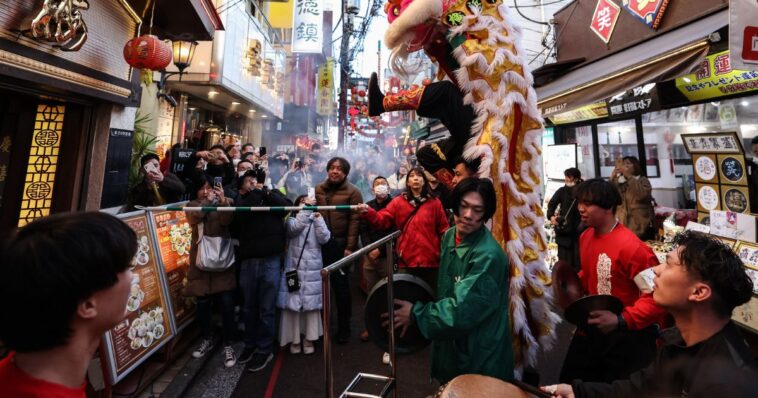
[315,178,363,251]
[612,175,654,238]
[277,211,331,312]
[183,198,237,297]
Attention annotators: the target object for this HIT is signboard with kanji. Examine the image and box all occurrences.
[621,0,670,30]
[606,83,659,118]
[316,59,334,116]
[292,0,323,54]
[729,0,758,71]
[675,50,758,101]
[590,0,621,44]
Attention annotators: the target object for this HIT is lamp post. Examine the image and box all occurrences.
[156,39,198,107]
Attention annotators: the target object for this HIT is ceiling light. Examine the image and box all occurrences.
[189,107,197,111]
[261,115,267,118]
[208,90,219,96]
[682,77,692,83]
[742,101,750,107]
[231,101,240,105]
[249,109,255,113]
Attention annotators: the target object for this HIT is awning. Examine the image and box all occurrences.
[537,9,728,118]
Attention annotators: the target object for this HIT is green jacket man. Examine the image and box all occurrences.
[390,178,514,385]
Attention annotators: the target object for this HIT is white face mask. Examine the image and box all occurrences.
[374,184,389,198]
[238,170,248,178]
[566,181,575,187]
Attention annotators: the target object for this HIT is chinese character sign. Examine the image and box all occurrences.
[675,50,758,101]
[292,0,323,53]
[729,0,758,71]
[316,59,334,116]
[590,0,621,44]
[621,0,670,30]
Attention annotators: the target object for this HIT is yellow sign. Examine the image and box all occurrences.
[316,59,334,116]
[549,102,609,125]
[676,50,758,101]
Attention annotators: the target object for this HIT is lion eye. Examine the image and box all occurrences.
[392,6,400,16]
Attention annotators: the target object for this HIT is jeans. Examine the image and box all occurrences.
[196,290,236,344]
[239,255,281,354]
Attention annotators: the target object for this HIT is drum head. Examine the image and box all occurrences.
[564,294,624,327]
[365,273,434,354]
[437,375,535,398]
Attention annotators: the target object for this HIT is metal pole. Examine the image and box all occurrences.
[386,239,397,398]
[337,0,352,150]
[322,269,333,398]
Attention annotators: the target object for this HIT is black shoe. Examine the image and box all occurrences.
[237,347,256,364]
[247,352,274,372]
[368,72,385,117]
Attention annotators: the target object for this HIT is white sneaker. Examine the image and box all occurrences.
[303,340,314,355]
[382,352,390,365]
[223,345,236,368]
[290,343,301,354]
[192,338,214,359]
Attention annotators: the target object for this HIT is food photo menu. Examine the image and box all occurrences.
[150,209,196,330]
[102,213,174,383]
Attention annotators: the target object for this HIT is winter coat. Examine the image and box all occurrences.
[277,211,331,312]
[232,187,292,259]
[612,175,654,238]
[359,195,394,258]
[315,178,363,251]
[412,226,514,384]
[546,185,581,247]
[362,193,449,268]
[183,198,237,297]
[125,173,186,212]
[386,173,407,193]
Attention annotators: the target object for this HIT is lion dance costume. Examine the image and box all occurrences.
[372,0,560,373]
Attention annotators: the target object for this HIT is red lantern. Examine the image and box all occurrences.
[351,86,358,94]
[358,90,366,97]
[123,35,172,71]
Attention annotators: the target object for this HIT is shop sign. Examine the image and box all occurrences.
[102,212,174,384]
[292,0,324,54]
[729,0,758,71]
[590,0,621,44]
[549,101,609,125]
[621,0,670,30]
[606,83,659,118]
[675,50,758,101]
[316,59,334,116]
[29,0,90,51]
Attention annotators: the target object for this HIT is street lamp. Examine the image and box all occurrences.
[157,39,198,107]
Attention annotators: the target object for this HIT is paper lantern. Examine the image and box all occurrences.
[123,35,172,71]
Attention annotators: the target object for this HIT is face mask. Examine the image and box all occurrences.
[566,181,575,187]
[238,170,248,178]
[374,184,389,198]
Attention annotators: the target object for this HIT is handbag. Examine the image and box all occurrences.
[195,220,236,272]
[286,223,312,292]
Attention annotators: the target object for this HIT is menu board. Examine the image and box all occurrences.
[102,212,174,383]
[150,209,196,330]
[544,144,577,181]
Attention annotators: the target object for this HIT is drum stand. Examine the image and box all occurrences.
[321,231,401,398]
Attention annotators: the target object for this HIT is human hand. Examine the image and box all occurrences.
[541,384,574,398]
[356,203,370,214]
[343,249,352,257]
[195,150,211,159]
[550,215,559,226]
[213,186,225,203]
[368,248,381,261]
[381,299,413,338]
[146,170,164,183]
[588,310,619,334]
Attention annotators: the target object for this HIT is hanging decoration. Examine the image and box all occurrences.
[621,0,670,30]
[122,0,171,85]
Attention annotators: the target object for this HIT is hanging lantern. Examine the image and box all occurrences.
[351,86,358,95]
[358,90,366,97]
[123,35,172,71]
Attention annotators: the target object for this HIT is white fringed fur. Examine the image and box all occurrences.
[384,0,444,50]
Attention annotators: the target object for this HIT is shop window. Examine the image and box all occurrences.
[18,105,65,227]
[555,125,596,179]
[597,119,659,178]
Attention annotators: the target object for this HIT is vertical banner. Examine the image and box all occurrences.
[292,0,324,54]
[316,59,334,115]
[730,0,758,71]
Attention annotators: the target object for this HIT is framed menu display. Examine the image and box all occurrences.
[692,154,718,184]
[102,212,174,384]
[733,296,758,333]
[717,237,737,249]
[735,241,758,296]
[149,207,196,331]
[695,183,721,213]
[710,210,757,242]
[721,185,750,214]
[697,212,710,225]
[717,154,748,186]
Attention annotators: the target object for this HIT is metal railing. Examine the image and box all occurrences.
[321,230,402,398]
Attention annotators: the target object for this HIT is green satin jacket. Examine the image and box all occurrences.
[412,226,514,384]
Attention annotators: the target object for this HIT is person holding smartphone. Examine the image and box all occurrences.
[125,153,185,212]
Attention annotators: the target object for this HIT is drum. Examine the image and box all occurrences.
[364,273,434,354]
[551,260,583,311]
[435,375,548,398]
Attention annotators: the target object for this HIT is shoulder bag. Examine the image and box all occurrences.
[286,222,313,292]
[195,220,236,272]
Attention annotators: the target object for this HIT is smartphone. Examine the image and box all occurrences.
[143,162,159,175]
[213,176,223,188]
[308,187,316,201]
[259,146,267,156]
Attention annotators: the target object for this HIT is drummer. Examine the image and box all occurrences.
[544,231,757,397]
[559,179,666,383]
[387,178,514,384]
